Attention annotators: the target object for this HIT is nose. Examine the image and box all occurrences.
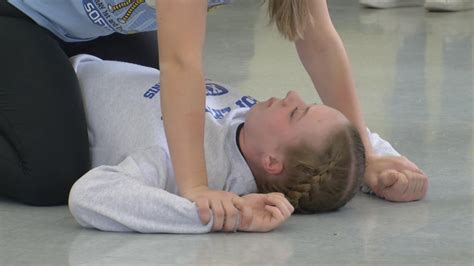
[283,90,296,105]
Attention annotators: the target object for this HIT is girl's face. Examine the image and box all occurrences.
[244,90,348,155]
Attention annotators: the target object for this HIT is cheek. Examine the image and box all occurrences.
[249,106,289,136]
[264,112,289,134]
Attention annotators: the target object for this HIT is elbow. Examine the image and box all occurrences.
[68,177,92,227]
[68,174,87,208]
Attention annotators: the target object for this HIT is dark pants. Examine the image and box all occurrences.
[0,1,159,206]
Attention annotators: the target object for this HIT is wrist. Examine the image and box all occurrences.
[233,213,241,233]
[363,143,375,158]
[364,152,378,165]
[180,184,209,199]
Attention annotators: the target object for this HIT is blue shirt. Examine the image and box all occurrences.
[8,0,232,42]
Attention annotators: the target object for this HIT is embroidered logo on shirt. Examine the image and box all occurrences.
[143,83,161,99]
[142,81,257,120]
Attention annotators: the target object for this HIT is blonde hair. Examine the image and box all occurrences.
[257,124,366,214]
[265,0,314,41]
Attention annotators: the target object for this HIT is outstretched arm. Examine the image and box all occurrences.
[68,146,293,233]
[295,0,373,157]
[156,0,209,196]
[295,1,428,201]
[156,0,241,229]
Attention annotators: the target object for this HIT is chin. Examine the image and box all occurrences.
[244,102,262,123]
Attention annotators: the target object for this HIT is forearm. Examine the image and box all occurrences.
[160,64,209,195]
[156,0,210,196]
[69,158,213,233]
[295,30,374,156]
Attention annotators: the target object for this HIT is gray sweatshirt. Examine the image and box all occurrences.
[68,54,401,233]
[69,55,258,233]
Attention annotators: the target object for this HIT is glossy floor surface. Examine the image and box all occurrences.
[1,1,473,265]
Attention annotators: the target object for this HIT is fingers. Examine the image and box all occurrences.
[210,196,243,232]
[376,170,402,199]
[404,172,418,199]
[382,170,428,202]
[233,197,252,231]
[386,172,409,201]
[272,193,295,214]
[210,200,225,231]
[379,169,400,188]
[221,199,239,232]
[195,198,211,225]
[402,170,428,200]
[265,194,293,218]
[389,156,423,174]
[265,205,286,223]
[419,172,429,197]
[365,155,429,202]
[421,176,429,198]
[401,171,421,201]
[399,156,420,172]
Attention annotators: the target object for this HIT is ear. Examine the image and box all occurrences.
[261,154,284,175]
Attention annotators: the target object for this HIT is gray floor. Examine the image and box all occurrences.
[1,1,473,265]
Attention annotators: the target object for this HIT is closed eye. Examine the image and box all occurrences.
[290,107,298,120]
[291,103,317,122]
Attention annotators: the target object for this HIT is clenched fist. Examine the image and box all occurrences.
[364,155,429,202]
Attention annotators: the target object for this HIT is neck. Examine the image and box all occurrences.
[237,124,265,186]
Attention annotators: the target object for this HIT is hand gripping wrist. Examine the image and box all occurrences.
[233,212,241,233]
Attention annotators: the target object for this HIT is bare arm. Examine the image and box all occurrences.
[156,0,209,193]
[295,0,429,200]
[295,0,374,156]
[155,0,241,231]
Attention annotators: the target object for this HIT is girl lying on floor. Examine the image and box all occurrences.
[68,55,428,233]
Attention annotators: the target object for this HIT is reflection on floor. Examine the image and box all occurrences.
[1,0,472,264]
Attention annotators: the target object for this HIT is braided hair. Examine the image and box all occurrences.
[257,124,366,214]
